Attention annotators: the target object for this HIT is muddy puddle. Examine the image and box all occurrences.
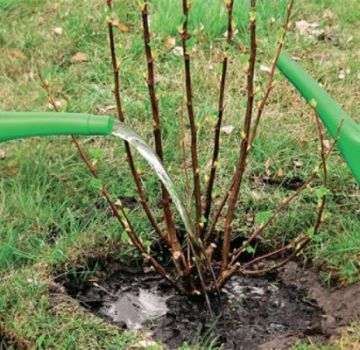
[54,255,360,350]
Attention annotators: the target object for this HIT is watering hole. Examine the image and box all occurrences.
[53,252,360,350]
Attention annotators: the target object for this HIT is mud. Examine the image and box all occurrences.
[56,259,327,349]
[147,275,323,349]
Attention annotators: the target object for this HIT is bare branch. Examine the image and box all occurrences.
[180,0,202,235]
[203,0,235,235]
[106,12,169,246]
[141,1,186,273]
[229,134,338,266]
[206,0,295,242]
[221,0,257,272]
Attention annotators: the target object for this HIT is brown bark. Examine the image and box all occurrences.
[206,0,295,242]
[221,0,257,273]
[229,136,337,266]
[180,0,202,235]
[107,14,169,246]
[141,1,185,272]
[203,0,235,235]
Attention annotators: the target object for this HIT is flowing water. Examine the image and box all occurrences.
[112,122,215,310]
[112,121,194,239]
[101,288,170,330]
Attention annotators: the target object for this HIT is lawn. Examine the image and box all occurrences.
[0,0,359,349]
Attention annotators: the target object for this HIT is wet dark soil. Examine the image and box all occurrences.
[149,274,323,349]
[53,245,360,350]
[54,256,335,350]
[269,176,306,191]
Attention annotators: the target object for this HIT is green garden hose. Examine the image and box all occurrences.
[277,52,360,185]
[1,57,359,187]
[0,112,114,142]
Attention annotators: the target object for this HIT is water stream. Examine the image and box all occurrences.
[112,121,194,239]
[113,122,215,309]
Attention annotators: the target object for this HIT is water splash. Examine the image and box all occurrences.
[112,121,195,238]
[101,288,170,330]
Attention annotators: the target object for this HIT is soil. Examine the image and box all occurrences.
[148,274,323,350]
[279,262,360,334]
[53,247,360,350]
[52,258,341,350]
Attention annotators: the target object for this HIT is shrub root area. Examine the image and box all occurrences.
[53,254,358,350]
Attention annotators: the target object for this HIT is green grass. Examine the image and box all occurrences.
[0,0,359,349]
[150,0,288,40]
